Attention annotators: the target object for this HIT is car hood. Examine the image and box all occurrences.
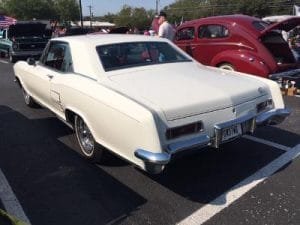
[260,17,300,37]
[106,63,268,121]
[8,23,47,38]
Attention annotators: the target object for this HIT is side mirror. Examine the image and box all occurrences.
[27,57,36,66]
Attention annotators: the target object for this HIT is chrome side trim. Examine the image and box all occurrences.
[256,108,291,125]
[134,149,170,165]
[167,135,210,154]
[74,72,98,81]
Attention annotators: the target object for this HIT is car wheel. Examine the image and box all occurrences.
[74,115,103,162]
[218,63,235,71]
[22,87,36,107]
[0,51,5,58]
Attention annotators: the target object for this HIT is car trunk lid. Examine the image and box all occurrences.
[260,17,300,36]
[107,63,268,121]
[259,17,300,70]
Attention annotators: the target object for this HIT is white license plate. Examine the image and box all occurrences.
[221,124,242,142]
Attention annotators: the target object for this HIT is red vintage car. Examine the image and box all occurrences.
[175,15,300,78]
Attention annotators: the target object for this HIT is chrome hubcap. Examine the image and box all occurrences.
[22,89,31,104]
[77,118,94,156]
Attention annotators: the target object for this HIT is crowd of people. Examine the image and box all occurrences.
[49,11,176,42]
[127,11,175,41]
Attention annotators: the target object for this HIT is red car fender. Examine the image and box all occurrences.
[211,50,271,78]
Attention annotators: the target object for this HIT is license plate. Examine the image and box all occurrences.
[221,124,242,142]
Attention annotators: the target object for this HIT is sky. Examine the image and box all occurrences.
[81,0,176,16]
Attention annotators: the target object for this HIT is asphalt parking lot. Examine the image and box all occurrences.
[0,58,299,225]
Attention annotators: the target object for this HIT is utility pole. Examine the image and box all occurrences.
[87,5,93,28]
[79,0,83,29]
[156,0,160,14]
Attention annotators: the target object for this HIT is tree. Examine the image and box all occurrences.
[100,13,117,23]
[4,0,56,20]
[54,0,80,22]
[113,5,153,30]
[114,5,133,27]
[2,0,79,21]
[163,0,300,21]
[131,7,152,30]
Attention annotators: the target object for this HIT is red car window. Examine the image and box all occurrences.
[176,27,195,41]
[198,25,229,39]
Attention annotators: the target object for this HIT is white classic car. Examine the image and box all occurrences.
[14,34,290,173]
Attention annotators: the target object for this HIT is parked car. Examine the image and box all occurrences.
[0,21,50,63]
[175,15,300,79]
[13,34,290,173]
[65,27,93,36]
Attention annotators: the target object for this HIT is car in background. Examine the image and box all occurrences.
[0,21,50,63]
[65,27,93,36]
[174,15,300,79]
[14,35,290,173]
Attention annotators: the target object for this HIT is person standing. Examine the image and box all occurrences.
[158,11,175,41]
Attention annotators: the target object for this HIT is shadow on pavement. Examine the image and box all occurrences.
[1,104,299,225]
[0,105,146,225]
[148,137,286,204]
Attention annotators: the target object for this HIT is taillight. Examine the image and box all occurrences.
[257,99,273,113]
[166,122,203,140]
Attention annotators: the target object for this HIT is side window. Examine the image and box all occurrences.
[198,25,229,39]
[176,27,195,41]
[41,42,73,72]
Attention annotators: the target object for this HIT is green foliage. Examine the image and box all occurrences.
[2,0,300,27]
[96,13,116,23]
[54,0,79,21]
[4,0,54,19]
[2,0,79,21]
[113,5,153,30]
[163,0,300,23]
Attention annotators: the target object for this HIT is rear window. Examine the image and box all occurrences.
[97,41,191,71]
[252,21,270,31]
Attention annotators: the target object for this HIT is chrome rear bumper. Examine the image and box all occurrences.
[135,108,291,173]
[256,108,291,125]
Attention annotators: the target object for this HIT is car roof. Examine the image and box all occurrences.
[50,34,174,79]
[52,34,168,47]
[178,14,264,37]
[181,14,261,26]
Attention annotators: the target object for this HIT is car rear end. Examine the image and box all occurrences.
[257,17,300,79]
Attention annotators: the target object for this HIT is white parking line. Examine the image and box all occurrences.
[0,59,9,64]
[0,169,31,225]
[243,135,291,152]
[178,144,300,225]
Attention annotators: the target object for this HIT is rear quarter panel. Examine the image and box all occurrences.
[57,74,163,169]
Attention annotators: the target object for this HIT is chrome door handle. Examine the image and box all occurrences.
[47,74,54,79]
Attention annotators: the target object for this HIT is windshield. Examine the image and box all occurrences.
[96,41,191,71]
